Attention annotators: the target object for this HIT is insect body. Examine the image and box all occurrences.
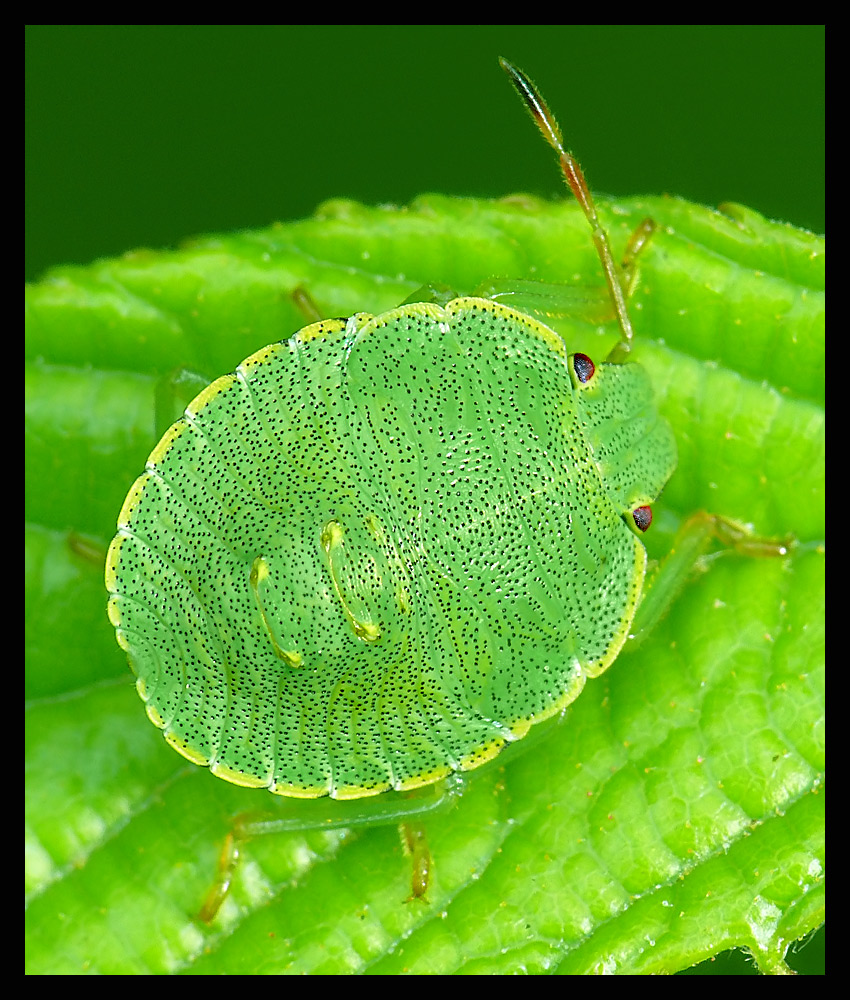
[107,293,673,793]
[106,60,680,912]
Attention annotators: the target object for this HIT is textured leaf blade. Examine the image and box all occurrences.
[25,193,824,974]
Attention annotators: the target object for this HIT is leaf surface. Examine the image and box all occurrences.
[25,193,824,974]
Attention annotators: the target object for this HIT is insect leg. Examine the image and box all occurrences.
[400,821,432,902]
[628,512,795,649]
[197,831,241,924]
[620,217,657,298]
[291,284,324,323]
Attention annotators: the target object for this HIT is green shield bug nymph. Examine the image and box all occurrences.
[104,59,787,920]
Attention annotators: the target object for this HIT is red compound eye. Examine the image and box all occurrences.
[572,353,596,384]
[631,505,653,533]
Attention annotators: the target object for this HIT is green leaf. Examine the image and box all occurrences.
[25,193,824,974]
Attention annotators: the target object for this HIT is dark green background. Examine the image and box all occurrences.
[26,25,823,282]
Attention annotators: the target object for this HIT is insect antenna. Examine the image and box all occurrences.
[499,57,635,359]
